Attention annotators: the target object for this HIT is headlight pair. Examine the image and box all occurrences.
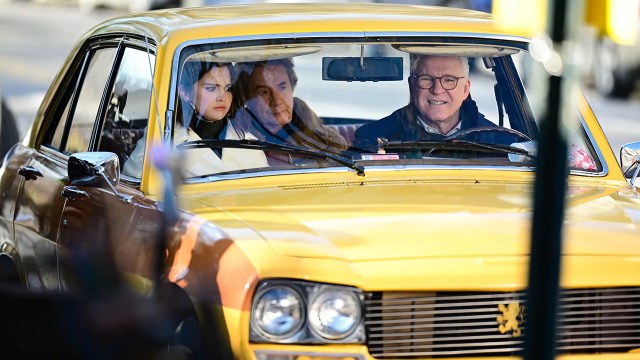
[250,280,365,343]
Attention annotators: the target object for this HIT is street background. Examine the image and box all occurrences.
[2,0,640,156]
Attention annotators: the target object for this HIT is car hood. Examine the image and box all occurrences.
[187,177,640,262]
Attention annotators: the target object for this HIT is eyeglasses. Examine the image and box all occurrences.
[411,74,465,90]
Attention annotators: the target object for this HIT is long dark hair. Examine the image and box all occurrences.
[177,61,243,128]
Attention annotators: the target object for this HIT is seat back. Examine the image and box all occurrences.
[326,123,362,146]
[110,128,146,166]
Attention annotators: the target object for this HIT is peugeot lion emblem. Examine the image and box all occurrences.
[497,302,525,337]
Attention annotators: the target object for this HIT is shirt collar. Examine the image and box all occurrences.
[415,110,461,136]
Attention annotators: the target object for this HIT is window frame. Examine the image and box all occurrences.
[40,34,157,159]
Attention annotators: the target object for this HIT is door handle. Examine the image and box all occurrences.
[18,166,43,180]
[61,186,89,201]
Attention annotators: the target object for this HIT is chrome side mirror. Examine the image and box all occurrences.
[68,152,120,195]
[620,142,640,188]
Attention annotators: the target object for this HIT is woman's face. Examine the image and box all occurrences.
[189,66,233,122]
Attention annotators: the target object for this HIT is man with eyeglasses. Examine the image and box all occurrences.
[352,55,496,152]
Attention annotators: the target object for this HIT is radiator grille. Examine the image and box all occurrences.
[364,288,640,358]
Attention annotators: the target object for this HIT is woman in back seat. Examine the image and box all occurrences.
[123,61,268,178]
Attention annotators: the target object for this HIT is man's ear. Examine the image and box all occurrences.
[463,79,471,97]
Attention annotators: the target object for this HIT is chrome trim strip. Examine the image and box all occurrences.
[367,321,498,332]
[559,322,640,330]
[556,343,640,350]
[366,306,498,319]
[367,298,523,311]
[254,350,364,360]
[120,174,142,184]
[368,326,511,338]
[38,145,69,166]
[572,114,609,177]
[366,313,498,326]
[367,292,522,304]
[174,32,529,52]
[376,339,524,350]
[371,347,523,357]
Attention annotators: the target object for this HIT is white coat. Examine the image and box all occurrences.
[122,123,268,178]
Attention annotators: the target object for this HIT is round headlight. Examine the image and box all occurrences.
[252,286,304,339]
[308,289,361,339]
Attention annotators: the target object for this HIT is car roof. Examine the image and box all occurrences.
[86,3,530,45]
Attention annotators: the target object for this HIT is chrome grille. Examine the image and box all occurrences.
[364,288,640,358]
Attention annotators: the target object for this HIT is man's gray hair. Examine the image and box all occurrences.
[410,55,470,77]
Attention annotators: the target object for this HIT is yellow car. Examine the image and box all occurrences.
[1,3,640,359]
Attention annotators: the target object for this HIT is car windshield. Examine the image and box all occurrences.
[171,39,601,180]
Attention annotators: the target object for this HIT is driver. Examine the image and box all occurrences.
[352,55,497,152]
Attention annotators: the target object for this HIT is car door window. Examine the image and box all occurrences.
[97,48,154,167]
[67,48,118,154]
[48,47,117,154]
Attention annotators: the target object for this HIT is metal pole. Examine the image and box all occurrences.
[524,0,582,359]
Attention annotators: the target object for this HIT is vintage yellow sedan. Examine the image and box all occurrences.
[2,2,640,359]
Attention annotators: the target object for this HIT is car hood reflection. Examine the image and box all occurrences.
[186,178,640,262]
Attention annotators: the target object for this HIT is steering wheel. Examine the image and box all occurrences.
[445,126,532,143]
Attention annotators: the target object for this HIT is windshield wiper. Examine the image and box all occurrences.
[381,139,534,159]
[177,139,365,176]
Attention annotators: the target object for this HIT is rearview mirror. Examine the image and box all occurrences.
[322,57,403,81]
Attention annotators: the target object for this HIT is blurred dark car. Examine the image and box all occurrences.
[0,91,20,161]
[591,25,640,98]
[79,0,180,12]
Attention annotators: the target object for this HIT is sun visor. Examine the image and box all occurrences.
[393,44,520,57]
[186,45,322,63]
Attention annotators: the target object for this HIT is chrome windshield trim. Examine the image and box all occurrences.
[571,114,608,177]
[363,31,530,46]
[180,31,530,45]
[173,31,529,55]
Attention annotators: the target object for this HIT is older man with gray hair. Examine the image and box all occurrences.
[353,55,496,152]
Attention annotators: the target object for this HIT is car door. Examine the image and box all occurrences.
[12,36,157,291]
[54,41,162,292]
[10,41,120,290]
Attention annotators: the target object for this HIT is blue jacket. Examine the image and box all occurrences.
[352,98,497,152]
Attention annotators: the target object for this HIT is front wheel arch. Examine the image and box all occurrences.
[155,281,206,358]
[156,280,234,360]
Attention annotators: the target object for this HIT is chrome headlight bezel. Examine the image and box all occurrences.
[250,280,365,344]
[307,288,362,340]
[250,285,306,341]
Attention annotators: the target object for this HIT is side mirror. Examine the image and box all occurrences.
[68,152,120,191]
[620,142,640,187]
